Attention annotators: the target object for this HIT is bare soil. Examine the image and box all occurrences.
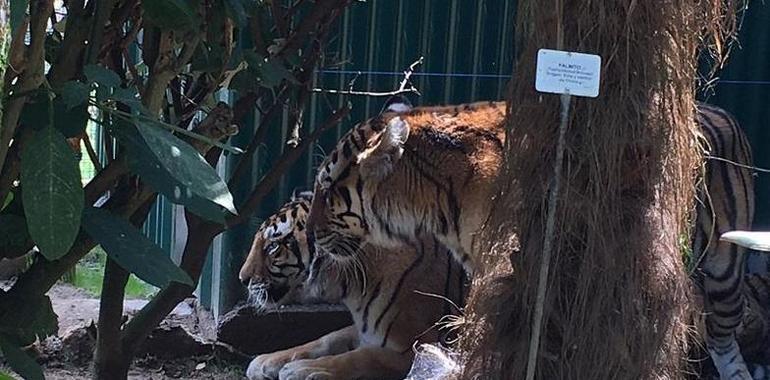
[2,283,247,380]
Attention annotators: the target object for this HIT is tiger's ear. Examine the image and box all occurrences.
[357,116,410,181]
[291,189,313,202]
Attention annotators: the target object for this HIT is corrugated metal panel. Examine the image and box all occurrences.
[201,0,517,312]
[703,3,770,230]
[136,1,770,312]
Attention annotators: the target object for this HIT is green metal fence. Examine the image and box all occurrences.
[134,0,770,315]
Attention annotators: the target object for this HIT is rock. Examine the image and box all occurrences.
[217,303,352,355]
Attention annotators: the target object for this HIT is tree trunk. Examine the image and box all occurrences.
[92,258,130,380]
[459,1,741,379]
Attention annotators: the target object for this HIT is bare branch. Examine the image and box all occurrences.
[228,104,351,226]
[0,0,55,177]
[311,87,420,97]
[312,56,424,97]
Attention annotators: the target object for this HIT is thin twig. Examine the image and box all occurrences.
[122,48,146,94]
[82,133,103,172]
[312,57,424,97]
[706,155,770,173]
[310,87,420,97]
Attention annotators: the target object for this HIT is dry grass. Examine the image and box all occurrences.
[458,1,744,379]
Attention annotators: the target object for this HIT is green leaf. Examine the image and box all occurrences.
[58,81,91,110]
[10,0,28,35]
[259,59,297,88]
[0,295,58,345]
[244,53,297,89]
[1,192,13,211]
[228,69,260,93]
[21,126,84,260]
[110,87,149,115]
[81,207,194,288]
[19,90,51,131]
[135,121,237,215]
[113,123,231,223]
[143,0,199,31]
[0,370,18,380]
[53,103,89,138]
[83,65,121,88]
[19,90,88,137]
[191,43,226,73]
[0,335,43,380]
[0,214,30,251]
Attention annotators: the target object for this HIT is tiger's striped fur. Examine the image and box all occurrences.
[239,193,466,380]
[305,100,768,379]
[692,103,764,379]
[306,101,506,274]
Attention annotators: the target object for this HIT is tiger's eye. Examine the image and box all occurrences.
[265,242,280,255]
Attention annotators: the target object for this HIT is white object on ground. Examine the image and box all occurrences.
[404,344,462,380]
[720,231,770,252]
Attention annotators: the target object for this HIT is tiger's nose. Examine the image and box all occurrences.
[240,277,250,286]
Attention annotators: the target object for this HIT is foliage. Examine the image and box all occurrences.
[21,125,84,260]
[82,207,193,288]
[73,247,158,299]
[0,0,354,377]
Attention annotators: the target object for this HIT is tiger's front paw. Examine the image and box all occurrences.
[246,351,303,380]
[278,359,337,380]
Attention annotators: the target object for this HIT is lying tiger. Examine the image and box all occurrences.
[305,99,769,379]
[238,191,466,380]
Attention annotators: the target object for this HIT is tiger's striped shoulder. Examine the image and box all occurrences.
[314,100,507,191]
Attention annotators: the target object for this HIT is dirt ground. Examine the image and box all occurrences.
[2,283,248,380]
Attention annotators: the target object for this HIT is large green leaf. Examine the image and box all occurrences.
[228,68,260,93]
[21,126,84,260]
[110,87,149,115]
[58,81,91,110]
[0,295,58,345]
[113,123,231,223]
[81,207,194,288]
[134,120,236,216]
[83,64,121,88]
[10,0,28,34]
[18,91,51,130]
[1,193,13,211]
[143,0,199,31]
[0,335,42,380]
[0,214,30,251]
[243,53,297,89]
[20,90,88,138]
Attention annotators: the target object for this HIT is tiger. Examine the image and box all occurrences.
[304,98,768,380]
[238,191,466,380]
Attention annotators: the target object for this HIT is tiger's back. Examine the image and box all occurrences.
[309,101,507,272]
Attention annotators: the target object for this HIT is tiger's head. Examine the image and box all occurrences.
[238,191,318,308]
[306,98,412,260]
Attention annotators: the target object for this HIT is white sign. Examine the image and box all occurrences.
[535,49,601,98]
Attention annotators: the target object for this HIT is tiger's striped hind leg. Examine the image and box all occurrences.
[702,239,752,380]
[746,364,770,380]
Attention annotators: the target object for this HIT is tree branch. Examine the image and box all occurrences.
[48,0,90,86]
[229,104,350,226]
[312,56,423,97]
[0,0,54,179]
